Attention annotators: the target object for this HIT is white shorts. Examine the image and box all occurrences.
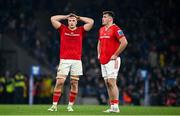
[101,57,121,79]
[57,59,83,77]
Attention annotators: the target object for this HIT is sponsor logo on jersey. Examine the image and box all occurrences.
[65,32,80,36]
[100,35,110,39]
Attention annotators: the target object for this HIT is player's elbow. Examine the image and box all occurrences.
[121,37,128,47]
[84,20,94,31]
[90,19,94,25]
[87,18,94,26]
[124,39,128,46]
[121,38,128,48]
[50,16,55,22]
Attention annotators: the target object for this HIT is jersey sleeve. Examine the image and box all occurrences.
[78,26,86,39]
[80,26,85,33]
[114,26,125,40]
[57,24,65,33]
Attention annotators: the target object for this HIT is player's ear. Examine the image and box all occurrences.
[109,18,113,22]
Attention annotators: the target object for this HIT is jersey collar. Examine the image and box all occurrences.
[104,24,115,31]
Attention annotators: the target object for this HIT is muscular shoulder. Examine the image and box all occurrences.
[77,26,85,33]
[112,24,121,30]
[58,24,67,32]
[99,26,105,32]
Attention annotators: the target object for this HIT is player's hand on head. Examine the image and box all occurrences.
[67,13,73,17]
[66,14,71,19]
[68,13,80,20]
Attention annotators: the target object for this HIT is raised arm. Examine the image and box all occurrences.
[79,16,94,31]
[50,15,69,29]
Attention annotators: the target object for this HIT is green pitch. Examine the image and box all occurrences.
[0,105,180,115]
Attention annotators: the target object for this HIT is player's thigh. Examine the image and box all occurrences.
[101,64,108,79]
[71,75,80,81]
[57,59,71,76]
[107,78,117,85]
[71,60,83,76]
[56,76,66,85]
[70,76,79,86]
[105,57,121,78]
[54,77,66,89]
[104,77,116,88]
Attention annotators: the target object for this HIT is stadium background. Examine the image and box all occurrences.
[0,0,179,107]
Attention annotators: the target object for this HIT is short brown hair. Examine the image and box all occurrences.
[69,13,77,17]
[103,11,115,18]
[68,13,79,20]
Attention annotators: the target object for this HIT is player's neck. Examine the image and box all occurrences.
[105,22,114,28]
[68,26,77,31]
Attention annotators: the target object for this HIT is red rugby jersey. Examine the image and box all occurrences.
[99,24,125,64]
[58,24,85,60]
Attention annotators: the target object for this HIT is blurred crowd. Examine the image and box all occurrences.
[0,71,53,104]
[0,0,179,105]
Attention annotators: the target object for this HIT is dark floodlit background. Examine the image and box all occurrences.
[0,0,179,106]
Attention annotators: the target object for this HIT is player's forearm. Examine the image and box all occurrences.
[79,16,94,31]
[50,15,68,29]
[97,41,100,58]
[79,16,94,25]
[114,37,128,56]
[97,43,100,55]
[51,15,68,21]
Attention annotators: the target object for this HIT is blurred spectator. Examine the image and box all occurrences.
[5,71,14,104]
[14,71,26,104]
[148,46,158,68]
[0,74,6,104]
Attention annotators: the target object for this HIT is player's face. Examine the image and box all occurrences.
[102,14,112,25]
[68,17,77,29]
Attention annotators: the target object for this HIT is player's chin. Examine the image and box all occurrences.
[70,26,75,29]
